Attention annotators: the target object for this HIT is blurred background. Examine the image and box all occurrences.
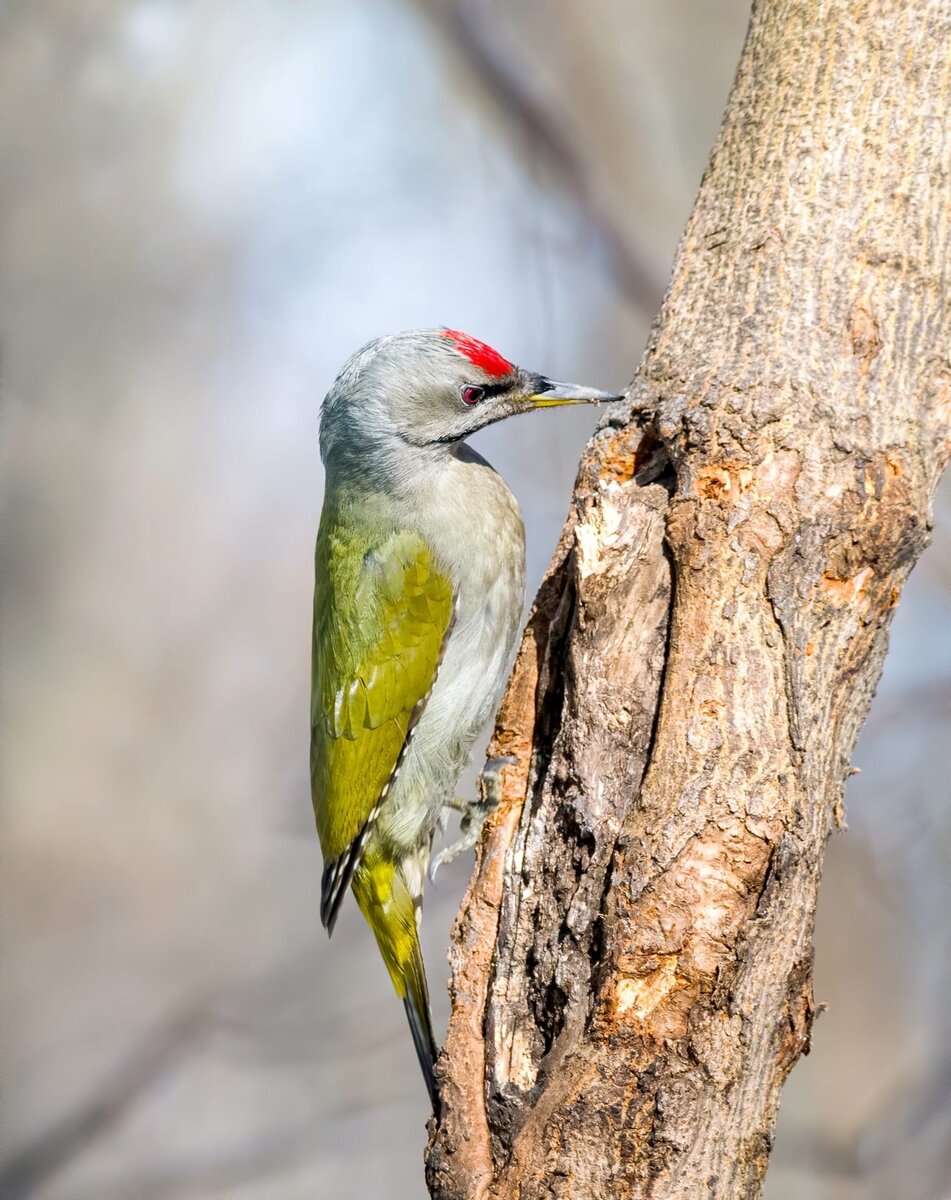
[2,2,949,1198]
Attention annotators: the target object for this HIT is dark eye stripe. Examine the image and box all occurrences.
[462,379,512,406]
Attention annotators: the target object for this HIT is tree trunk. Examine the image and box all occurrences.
[426,1,951,1197]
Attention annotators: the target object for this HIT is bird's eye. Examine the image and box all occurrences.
[462,385,485,406]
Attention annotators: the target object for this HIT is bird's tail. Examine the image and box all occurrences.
[401,965,438,1110]
[352,849,438,1108]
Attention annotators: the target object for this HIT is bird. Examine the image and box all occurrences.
[310,328,622,1106]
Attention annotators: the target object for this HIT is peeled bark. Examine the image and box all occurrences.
[427,1,951,1197]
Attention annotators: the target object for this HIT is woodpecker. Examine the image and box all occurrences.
[311,328,621,1106]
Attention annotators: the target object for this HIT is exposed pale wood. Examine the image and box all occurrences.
[427,0,951,1196]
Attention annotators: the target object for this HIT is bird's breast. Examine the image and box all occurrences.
[434,451,525,652]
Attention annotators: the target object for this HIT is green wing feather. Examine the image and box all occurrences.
[310,496,454,928]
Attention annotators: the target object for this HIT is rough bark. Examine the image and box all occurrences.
[427,1,951,1197]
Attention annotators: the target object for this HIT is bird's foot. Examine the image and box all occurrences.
[429,755,516,881]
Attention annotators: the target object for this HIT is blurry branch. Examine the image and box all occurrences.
[0,936,339,1195]
[87,1120,323,1200]
[0,1005,208,1197]
[415,0,666,311]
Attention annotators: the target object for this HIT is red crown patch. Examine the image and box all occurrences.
[442,329,513,378]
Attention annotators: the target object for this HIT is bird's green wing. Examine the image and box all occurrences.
[311,503,454,931]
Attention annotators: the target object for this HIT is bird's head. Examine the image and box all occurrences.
[319,328,623,474]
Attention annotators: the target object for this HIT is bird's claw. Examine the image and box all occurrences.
[429,755,516,882]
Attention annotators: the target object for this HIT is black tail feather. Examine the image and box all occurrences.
[403,994,439,1110]
[320,825,371,934]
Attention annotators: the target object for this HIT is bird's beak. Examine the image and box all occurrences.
[528,377,624,408]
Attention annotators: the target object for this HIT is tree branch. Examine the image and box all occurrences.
[415,0,666,311]
[428,0,951,1196]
